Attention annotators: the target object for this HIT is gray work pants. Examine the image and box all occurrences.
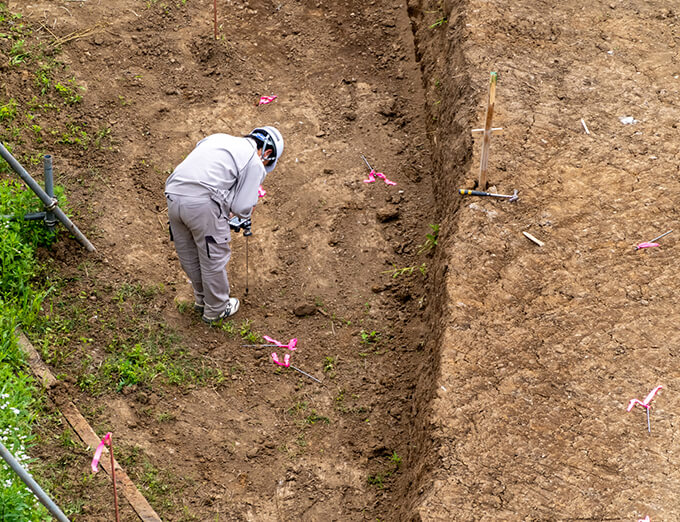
[166,194,232,318]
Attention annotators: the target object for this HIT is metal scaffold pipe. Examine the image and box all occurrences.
[0,441,71,522]
[0,142,96,252]
[43,154,57,231]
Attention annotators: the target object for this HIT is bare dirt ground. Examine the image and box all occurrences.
[5,0,680,520]
[9,0,435,520]
[409,0,680,520]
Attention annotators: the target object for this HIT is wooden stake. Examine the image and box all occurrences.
[478,72,497,189]
[109,437,120,522]
[213,0,218,40]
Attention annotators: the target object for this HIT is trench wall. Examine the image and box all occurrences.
[399,0,476,519]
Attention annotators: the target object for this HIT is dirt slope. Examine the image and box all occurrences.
[409,0,680,519]
[10,0,435,520]
[9,0,680,520]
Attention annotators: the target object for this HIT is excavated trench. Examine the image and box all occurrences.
[399,0,474,519]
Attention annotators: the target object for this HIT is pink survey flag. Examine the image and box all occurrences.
[271,352,291,367]
[91,432,112,473]
[264,334,297,368]
[627,385,663,411]
[635,242,659,250]
[257,95,277,106]
[363,169,397,186]
[258,185,267,198]
[263,335,297,350]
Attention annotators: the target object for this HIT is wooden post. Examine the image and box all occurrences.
[478,72,497,189]
[109,437,120,522]
[213,0,218,40]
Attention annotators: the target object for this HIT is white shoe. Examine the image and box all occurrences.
[202,298,240,324]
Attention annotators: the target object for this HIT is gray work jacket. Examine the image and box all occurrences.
[165,134,266,218]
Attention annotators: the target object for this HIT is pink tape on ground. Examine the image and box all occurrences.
[265,334,297,368]
[263,335,297,351]
[91,432,112,473]
[271,352,291,367]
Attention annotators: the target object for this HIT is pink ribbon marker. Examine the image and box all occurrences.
[635,242,659,250]
[265,337,322,383]
[271,352,291,367]
[638,516,650,522]
[363,169,397,186]
[627,385,663,411]
[258,185,267,198]
[635,230,672,250]
[263,335,297,351]
[257,95,277,106]
[265,335,297,368]
[91,432,111,473]
[627,385,663,433]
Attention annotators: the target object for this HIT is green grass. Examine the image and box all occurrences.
[33,279,228,395]
[417,223,439,254]
[74,333,226,394]
[0,180,61,521]
[382,263,427,278]
[0,4,115,518]
[0,3,103,153]
[360,330,380,345]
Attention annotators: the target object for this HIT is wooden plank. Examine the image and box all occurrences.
[16,329,163,522]
[16,329,57,389]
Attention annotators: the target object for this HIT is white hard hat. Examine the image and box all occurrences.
[247,126,284,173]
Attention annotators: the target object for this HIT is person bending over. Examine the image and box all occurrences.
[165,126,284,323]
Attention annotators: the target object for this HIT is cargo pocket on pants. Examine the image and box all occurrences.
[205,233,230,260]
[205,236,216,259]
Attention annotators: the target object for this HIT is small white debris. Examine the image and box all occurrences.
[619,116,638,125]
[523,231,545,247]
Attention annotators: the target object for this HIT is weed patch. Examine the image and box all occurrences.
[0,176,62,520]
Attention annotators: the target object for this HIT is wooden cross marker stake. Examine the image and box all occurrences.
[472,72,502,189]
